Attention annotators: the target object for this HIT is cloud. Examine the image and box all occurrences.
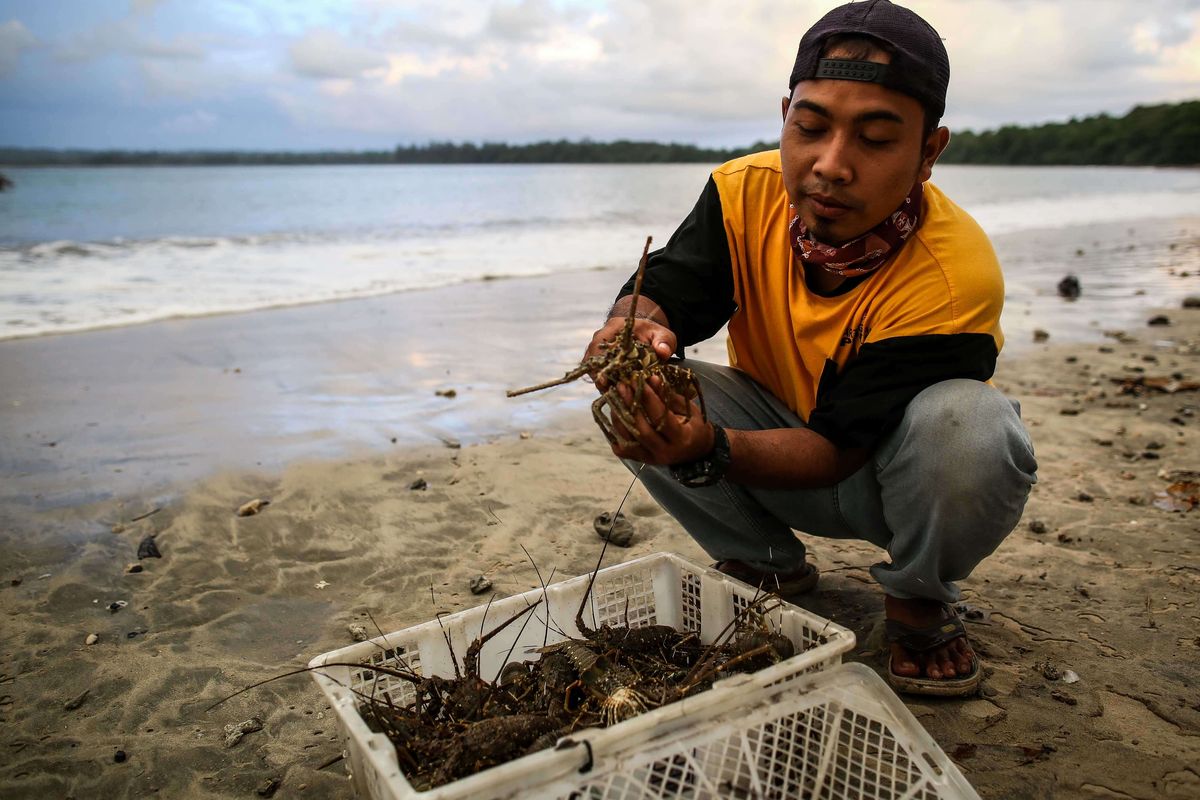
[159,108,217,133]
[0,19,37,78]
[288,28,388,80]
[6,0,1200,149]
[55,19,205,62]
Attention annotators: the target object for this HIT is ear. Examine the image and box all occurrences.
[917,127,951,183]
[781,94,792,122]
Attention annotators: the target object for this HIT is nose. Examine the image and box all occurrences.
[812,133,853,185]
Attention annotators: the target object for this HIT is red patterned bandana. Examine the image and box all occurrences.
[789,182,923,278]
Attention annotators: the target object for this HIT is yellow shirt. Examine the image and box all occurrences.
[715,149,1003,422]
[624,149,1004,448]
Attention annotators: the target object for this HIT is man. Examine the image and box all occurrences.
[584,0,1037,696]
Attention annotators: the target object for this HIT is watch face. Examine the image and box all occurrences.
[672,424,729,488]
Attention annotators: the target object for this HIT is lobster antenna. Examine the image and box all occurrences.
[620,236,653,346]
[576,463,645,633]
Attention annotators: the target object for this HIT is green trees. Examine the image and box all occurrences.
[0,101,1194,166]
[942,101,1199,166]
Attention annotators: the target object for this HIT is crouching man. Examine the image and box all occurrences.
[585,0,1037,696]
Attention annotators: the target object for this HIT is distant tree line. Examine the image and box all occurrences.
[0,140,774,167]
[941,101,1198,166]
[0,100,1194,167]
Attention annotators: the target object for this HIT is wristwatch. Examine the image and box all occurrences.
[669,424,732,488]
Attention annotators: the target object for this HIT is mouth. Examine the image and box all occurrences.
[806,193,853,219]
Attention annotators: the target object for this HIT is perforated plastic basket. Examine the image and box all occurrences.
[535,663,980,800]
[309,552,856,800]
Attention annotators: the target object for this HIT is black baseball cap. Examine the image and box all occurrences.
[789,0,949,125]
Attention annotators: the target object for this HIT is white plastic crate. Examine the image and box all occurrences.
[309,551,856,800]
[536,663,981,800]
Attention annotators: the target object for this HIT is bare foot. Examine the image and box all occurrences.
[885,595,975,680]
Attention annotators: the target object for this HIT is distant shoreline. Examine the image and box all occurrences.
[1,99,1197,168]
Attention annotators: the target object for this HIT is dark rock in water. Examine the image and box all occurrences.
[594,511,635,547]
[1183,296,1200,309]
[1057,275,1082,299]
[409,478,427,491]
[1147,315,1170,326]
[137,535,162,559]
[468,575,492,595]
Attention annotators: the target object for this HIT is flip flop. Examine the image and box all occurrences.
[885,608,982,697]
[713,559,820,596]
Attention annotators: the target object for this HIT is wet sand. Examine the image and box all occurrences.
[1,219,1199,798]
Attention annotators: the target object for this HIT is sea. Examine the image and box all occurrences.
[1,162,1199,341]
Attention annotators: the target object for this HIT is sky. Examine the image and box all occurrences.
[1,0,1198,150]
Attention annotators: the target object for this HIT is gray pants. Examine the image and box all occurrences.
[629,361,1038,603]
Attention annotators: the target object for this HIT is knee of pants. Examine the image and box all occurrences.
[890,379,1037,502]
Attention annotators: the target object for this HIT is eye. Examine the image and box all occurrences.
[796,123,825,138]
[861,135,894,147]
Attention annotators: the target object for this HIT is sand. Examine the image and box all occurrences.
[2,221,1200,798]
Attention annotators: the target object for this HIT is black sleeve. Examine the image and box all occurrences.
[617,176,736,347]
[806,333,999,449]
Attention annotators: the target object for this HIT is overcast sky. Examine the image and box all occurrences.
[1,0,1198,150]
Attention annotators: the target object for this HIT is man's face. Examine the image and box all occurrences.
[780,50,948,245]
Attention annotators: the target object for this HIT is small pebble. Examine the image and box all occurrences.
[11,578,21,586]
[519,431,532,440]
[125,563,144,574]
[1147,315,1170,326]
[469,575,493,595]
[1050,689,1077,706]
[408,478,427,491]
[114,750,127,763]
[111,523,126,534]
[594,511,636,547]
[257,777,282,798]
[236,498,270,517]
[85,633,99,645]
[1182,296,1200,309]
[1027,519,1048,534]
[108,600,127,613]
[224,716,264,748]
[1033,329,1050,343]
[347,624,369,642]
[1035,661,1062,680]
[434,388,457,398]
[1077,492,1094,502]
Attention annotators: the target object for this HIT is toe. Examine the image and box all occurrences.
[938,650,957,678]
[890,644,920,677]
[922,653,942,681]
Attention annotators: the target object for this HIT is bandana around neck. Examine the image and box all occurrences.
[789,182,924,278]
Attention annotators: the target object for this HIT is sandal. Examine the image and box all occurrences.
[713,558,819,596]
[885,607,982,697]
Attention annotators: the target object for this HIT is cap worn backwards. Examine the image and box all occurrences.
[789,0,950,126]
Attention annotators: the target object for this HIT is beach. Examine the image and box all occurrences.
[2,216,1200,798]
